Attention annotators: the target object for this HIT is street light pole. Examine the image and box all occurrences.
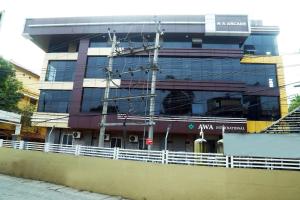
[47,125,55,143]
[164,125,171,151]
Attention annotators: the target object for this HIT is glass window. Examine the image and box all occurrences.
[240,63,277,87]
[45,60,76,81]
[81,88,103,112]
[243,96,280,120]
[61,134,73,145]
[81,88,119,113]
[48,41,69,53]
[47,39,79,53]
[243,35,279,56]
[38,90,71,113]
[202,43,240,49]
[89,36,110,48]
[85,57,108,78]
[162,41,192,48]
[85,56,278,87]
[80,88,280,120]
[86,56,277,87]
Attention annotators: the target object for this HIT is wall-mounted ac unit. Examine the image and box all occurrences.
[104,134,110,141]
[129,135,138,143]
[73,131,81,139]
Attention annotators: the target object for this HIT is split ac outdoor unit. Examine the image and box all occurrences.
[104,134,110,141]
[129,135,138,143]
[73,131,81,139]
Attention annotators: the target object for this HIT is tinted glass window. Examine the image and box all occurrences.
[81,88,118,113]
[84,57,277,87]
[89,36,110,48]
[202,43,240,49]
[85,57,108,78]
[162,42,192,48]
[45,61,76,81]
[38,90,71,113]
[158,90,243,117]
[239,63,277,87]
[243,35,278,56]
[243,96,280,120]
[81,88,280,120]
[48,41,69,53]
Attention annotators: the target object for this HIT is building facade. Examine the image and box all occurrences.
[24,15,287,152]
[0,61,45,141]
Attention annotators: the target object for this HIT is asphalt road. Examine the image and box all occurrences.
[0,174,125,200]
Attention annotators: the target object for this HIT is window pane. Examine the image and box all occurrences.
[80,87,280,120]
[85,57,108,78]
[45,61,76,81]
[243,35,278,56]
[38,90,71,113]
[243,96,280,120]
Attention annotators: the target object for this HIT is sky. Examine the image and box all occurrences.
[0,0,299,101]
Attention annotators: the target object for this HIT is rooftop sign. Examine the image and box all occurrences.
[205,14,250,36]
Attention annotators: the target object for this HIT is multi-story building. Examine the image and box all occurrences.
[0,60,46,141]
[24,15,287,152]
[11,61,40,108]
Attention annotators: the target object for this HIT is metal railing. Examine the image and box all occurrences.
[167,151,228,167]
[0,139,299,171]
[231,156,300,170]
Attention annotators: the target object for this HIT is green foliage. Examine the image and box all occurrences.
[288,95,300,112]
[0,57,23,112]
[19,104,36,127]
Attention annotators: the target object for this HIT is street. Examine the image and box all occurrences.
[0,174,124,200]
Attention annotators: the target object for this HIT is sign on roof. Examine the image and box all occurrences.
[205,14,250,36]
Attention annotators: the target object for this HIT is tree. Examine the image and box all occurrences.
[19,104,36,127]
[0,57,23,112]
[288,95,300,112]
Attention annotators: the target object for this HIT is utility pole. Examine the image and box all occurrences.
[147,23,162,150]
[98,33,117,147]
[98,24,162,148]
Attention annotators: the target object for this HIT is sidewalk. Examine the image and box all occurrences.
[0,174,126,200]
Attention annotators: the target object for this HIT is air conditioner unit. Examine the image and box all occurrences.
[129,135,138,143]
[72,131,81,139]
[104,134,110,141]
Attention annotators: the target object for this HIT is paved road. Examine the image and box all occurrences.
[0,174,125,200]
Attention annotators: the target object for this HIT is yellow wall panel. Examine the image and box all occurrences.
[247,120,273,133]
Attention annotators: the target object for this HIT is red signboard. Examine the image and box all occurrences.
[146,138,153,145]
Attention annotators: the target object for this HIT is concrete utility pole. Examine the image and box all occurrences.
[147,23,162,150]
[98,33,117,147]
[98,24,161,148]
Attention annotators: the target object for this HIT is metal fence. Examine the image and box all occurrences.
[0,139,299,171]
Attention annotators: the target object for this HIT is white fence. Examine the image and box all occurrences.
[231,156,300,170]
[0,139,299,171]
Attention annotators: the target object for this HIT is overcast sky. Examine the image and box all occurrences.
[0,0,299,100]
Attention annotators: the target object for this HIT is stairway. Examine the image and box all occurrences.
[262,106,300,134]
